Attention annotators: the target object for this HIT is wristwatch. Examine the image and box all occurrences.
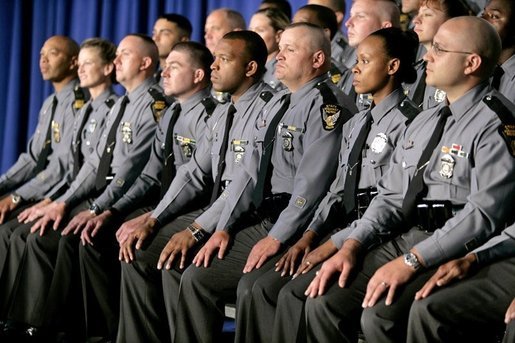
[89,203,102,216]
[187,225,206,242]
[10,193,22,204]
[403,252,421,270]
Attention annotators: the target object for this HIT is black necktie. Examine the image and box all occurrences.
[342,111,373,214]
[252,94,291,208]
[402,106,452,222]
[160,104,182,198]
[210,104,237,204]
[35,96,58,173]
[491,65,504,90]
[95,96,129,191]
[72,104,93,178]
[411,61,427,107]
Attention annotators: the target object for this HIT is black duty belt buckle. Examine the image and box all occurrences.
[416,200,453,232]
[356,188,378,219]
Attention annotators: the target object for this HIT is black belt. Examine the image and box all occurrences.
[258,193,291,223]
[414,200,456,232]
[347,188,378,221]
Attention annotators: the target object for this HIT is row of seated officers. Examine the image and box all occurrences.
[0,0,514,342]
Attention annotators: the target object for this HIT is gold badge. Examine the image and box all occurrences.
[152,100,166,122]
[51,120,61,143]
[231,139,248,164]
[175,135,196,158]
[321,103,342,131]
[121,122,132,144]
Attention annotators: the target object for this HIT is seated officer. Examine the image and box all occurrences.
[0,36,82,225]
[173,22,356,343]
[407,220,515,342]
[303,16,515,343]
[2,34,160,340]
[482,0,515,101]
[151,13,191,72]
[115,31,275,342]
[337,0,400,107]
[77,41,215,342]
[267,27,420,343]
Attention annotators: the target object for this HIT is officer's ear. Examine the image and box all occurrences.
[245,60,258,78]
[69,55,78,72]
[387,58,400,76]
[140,56,153,71]
[103,62,115,77]
[381,21,393,29]
[193,68,205,84]
[463,53,482,76]
[312,50,325,69]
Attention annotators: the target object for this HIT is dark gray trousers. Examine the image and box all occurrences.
[305,228,431,343]
[116,209,203,343]
[173,218,285,343]
[407,256,515,343]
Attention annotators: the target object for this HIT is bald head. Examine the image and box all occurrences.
[445,16,501,79]
[376,0,401,27]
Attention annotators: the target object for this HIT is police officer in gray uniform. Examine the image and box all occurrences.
[266,28,420,343]
[407,221,515,342]
[3,34,159,339]
[482,0,515,102]
[307,0,355,70]
[0,36,83,225]
[116,31,274,343]
[404,0,469,108]
[173,22,356,343]
[303,17,515,343]
[76,42,215,342]
[336,0,401,109]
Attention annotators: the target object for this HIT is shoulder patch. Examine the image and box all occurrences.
[316,82,345,130]
[321,103,343,131]
[328,65,343,85]
[201,97,217,117]
[105,98,116,109]
[483,95,515,157]
[398,98,421,125]
[148,87,169,122]
[260,91,274,103]
[73,86,86,110]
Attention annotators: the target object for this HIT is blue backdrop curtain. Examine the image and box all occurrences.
[0,0,352,174]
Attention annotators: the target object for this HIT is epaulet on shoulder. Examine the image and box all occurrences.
[315,81,338,105]
[201,97,217,117]
[105,98,116,109]
[73,86,86,110]
[483,94,515,124]
[328,65,344,85]
[483,94,515,157]
[260,91,274,103]
[148,87,169,122]
[398,98,421,125]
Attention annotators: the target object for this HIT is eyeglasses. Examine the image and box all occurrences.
[431,42,473,56]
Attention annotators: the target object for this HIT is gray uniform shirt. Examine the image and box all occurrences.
[332,30,355,70]
[263,58,285,92]
[45,89,118,199]
[212,75,358,243]
[6,80,83,200]
[310,89,413,235]
[152,82,276,226]
[497,54,515,103]
[111,88,213,214]
[337,83,515,268]
[57,77,158,210]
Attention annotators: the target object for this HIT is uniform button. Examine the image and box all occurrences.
[402,161,407,168]
[370,160,376,164]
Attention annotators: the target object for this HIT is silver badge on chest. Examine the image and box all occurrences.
[282,131,293,151]
[434,89,446,103]
[370,133,388,154]
[439,153,455,178]
[121,122,132,144]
